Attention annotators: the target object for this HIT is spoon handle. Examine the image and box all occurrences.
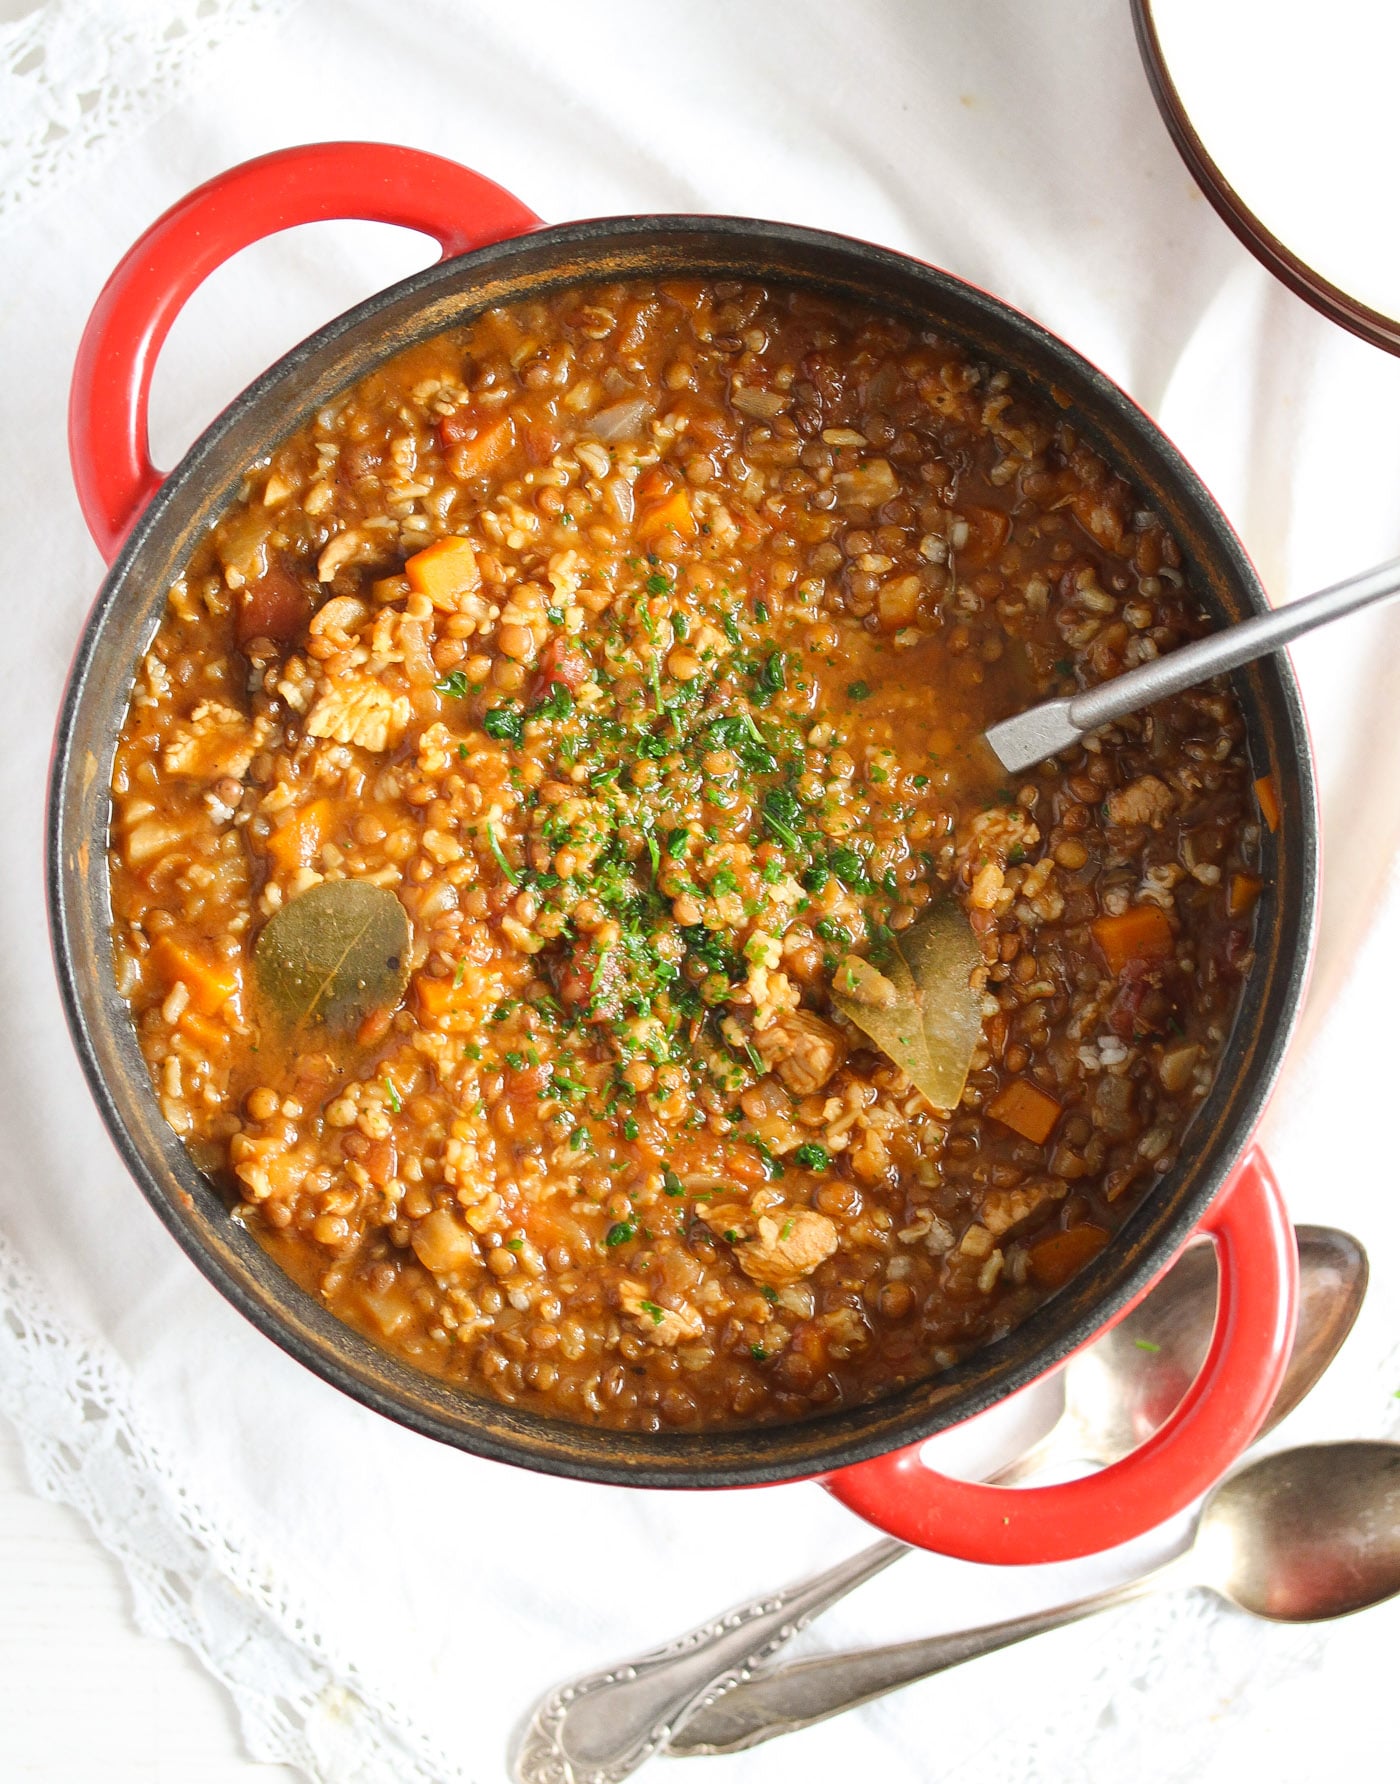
[667,1565,1180,1757]
[511,1537,906,1784]
[512,1423,1088,1783]
[985,552,1400,770]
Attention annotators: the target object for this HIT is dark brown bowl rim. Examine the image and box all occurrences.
[1133,0,1400,359]
[48,212,1319,1488]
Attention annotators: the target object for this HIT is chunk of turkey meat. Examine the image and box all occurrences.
[305,676,410,752]
[752,1009,848,1095]
[1105,775,1174,828]
[617,1279,704,1346]
[701,1204,839,1286]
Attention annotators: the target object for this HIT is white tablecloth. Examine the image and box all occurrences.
[2,3,1398,1780]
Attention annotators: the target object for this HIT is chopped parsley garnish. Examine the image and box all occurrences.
[483,703,524,743]
[793,1142,830,1170]
[750,1343,769,1361]
[604,1220,637,1247]
[645,571,672,595]
[639,1298,666,1325]
[752,1137,784,1179]
[828,845,875,892]
[761,786,804,851]
[434,669,470,698]
[662,1168,685,1196]
[533,680,574,721]
[753,649,787,701]
[846,680,871,701]
[381,1077,402,1114]
[485,819,520,884]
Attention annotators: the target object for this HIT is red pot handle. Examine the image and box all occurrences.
[825,1149,1297,1563]
[69,141,542,563]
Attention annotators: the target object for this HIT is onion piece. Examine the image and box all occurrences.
[589,397,654,443]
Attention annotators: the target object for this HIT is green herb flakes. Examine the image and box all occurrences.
[483,703,524,743]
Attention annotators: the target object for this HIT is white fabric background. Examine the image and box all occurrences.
[2,1,1399,1779]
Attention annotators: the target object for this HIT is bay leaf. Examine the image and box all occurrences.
[830,896,983,1111]
[253,880,411,1034]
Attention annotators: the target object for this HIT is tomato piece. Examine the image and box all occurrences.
[237,564,313,645]
[530,640,590,701]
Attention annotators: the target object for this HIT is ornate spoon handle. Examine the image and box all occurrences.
[510,1537,905,1784]
[513,1421,1080,1783]
[668,1565,1179,1756]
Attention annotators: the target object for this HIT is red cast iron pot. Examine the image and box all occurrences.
[49,143,1313,1565]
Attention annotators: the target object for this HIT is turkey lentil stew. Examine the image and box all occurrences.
[108,279,1266,1432]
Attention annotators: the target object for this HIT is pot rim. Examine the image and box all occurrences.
[49,210,1320,1488]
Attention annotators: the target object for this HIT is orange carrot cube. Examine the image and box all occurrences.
[1091,904,1174,975]
[987,1078,1062,1145]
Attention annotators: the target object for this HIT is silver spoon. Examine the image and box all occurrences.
[983,553,1400,772]
[510,1226,1366,1784]
[670,1440,1400,1756]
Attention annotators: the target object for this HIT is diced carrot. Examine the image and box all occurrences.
[1254,774,1280,833]
[177,1008,231,1051]
[987,1078,1062,1145]
[404,536,480,607]
[1028,1224,1110,1290]
[1228,873,1264,917]
[152,935,240,1016]
[443,414,516,482]
[416,974,471,1020]
[1091,904,1175,975]
[636,487,696,544]
[957,505,1011,569]
[264,799,334,875]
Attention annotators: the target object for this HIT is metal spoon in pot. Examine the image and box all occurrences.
[983,554,1400,772]
[670,1439,1400,1756]
[510,1227,1366,1784]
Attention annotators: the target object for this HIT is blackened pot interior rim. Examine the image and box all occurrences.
[49,216,1318,1487]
